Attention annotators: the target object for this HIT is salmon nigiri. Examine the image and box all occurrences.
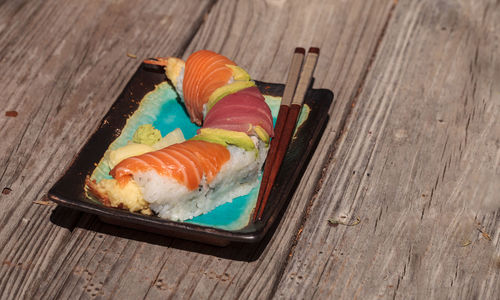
[182,50,236,124]
[202,87,274,140]
[110,140,230,190]
[91,136,262,221]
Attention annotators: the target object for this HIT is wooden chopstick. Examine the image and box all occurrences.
[252,48,305,222]
[255,47,319,220]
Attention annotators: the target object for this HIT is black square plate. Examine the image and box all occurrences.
[48,63,333,246]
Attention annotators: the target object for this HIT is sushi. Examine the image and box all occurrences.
[87,50,274,221]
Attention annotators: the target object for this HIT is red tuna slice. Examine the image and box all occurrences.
[203,111,273,136]
[231,86,264,98]
[203,88,274,137]
[204,99,274,136]
[205,101,273,127]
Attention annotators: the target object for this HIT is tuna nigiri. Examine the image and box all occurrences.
[202,86,274,139]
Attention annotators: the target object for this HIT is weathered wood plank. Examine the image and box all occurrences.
[35,0,396,299]
[166,3,396,300]
[0,1,214,299]
[275,0,500,299]
[0,0,398,298]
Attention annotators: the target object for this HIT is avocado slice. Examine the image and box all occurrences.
[253,125,270,145]
[226,65,251,81]
[191,128,256,152]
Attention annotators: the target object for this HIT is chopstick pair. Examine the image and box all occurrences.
[253,47,320,221]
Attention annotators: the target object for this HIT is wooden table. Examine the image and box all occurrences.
[1,0,499,299]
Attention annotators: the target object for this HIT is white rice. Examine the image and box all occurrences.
[134,142,268,221]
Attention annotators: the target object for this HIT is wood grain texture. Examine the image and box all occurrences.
[0,0,397,299]
[0,0,214,299]
[4,0,497,299]
[275,0,500,299]
[128,0,395,299]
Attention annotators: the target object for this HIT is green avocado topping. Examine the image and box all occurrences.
[191,128,256,152]
[226,65,251,81]
[253,126,270,145]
